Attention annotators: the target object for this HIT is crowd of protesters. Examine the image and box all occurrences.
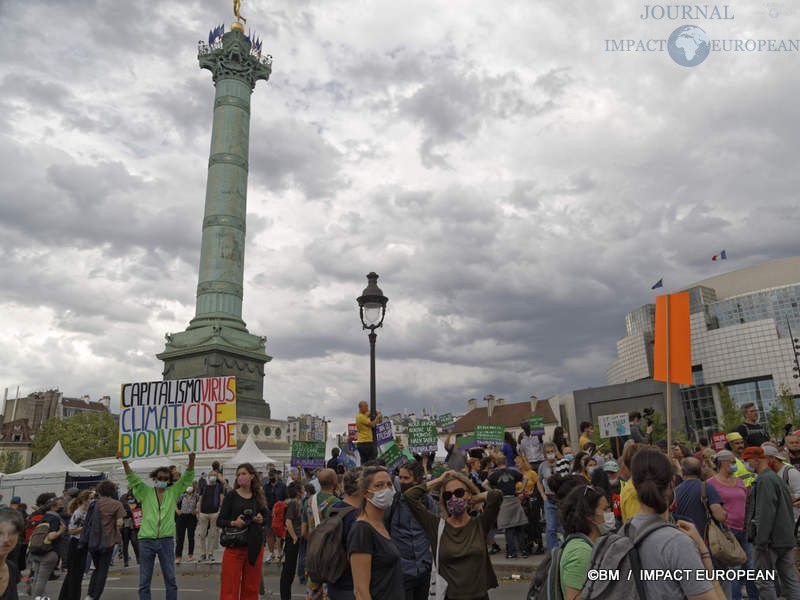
[3,398,800,600]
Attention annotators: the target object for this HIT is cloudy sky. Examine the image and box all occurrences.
[1,0,798,436]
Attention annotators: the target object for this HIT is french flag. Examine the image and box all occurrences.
[712,250,727,261]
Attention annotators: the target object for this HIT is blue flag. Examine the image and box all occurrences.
[651,278,663,290]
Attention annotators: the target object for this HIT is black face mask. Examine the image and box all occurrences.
[400,482,415,493]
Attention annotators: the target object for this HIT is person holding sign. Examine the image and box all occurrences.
[119,452,195,600]
[355,401,382,465]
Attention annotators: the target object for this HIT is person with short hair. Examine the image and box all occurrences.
[726,432,755,487]
[578,422,594,452]
[302,469,339,598]
[385,461,438,600]
[327,470,362,600]
[29,495,67,600]
[279,482,303,600]
[537,442,561,551]
[120,452,195,600]
[355,401,382,465]
[743,445,800,600]
[785,433,800,468]
[196,467,225,563]
[174,485,199,564]
[628,411,652,445]
[737,403,770,447]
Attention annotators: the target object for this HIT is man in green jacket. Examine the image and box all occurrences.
[120,452,195,600]
[743,446,800,600]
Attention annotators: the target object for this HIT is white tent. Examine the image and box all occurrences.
[224,434,277,469]
[0,441,104,507]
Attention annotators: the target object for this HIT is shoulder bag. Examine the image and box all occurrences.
[701,481,746,566]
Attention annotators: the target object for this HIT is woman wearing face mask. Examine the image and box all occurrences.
[707,450,754,600]
[217,463,269,600]
[348,466,403,600]
[0,508,24,600]
[405,470,502,600]
[557,483,614,600]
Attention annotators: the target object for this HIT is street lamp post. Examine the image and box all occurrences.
[357,272,389,417]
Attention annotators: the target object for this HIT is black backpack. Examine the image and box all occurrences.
[527,534,591,600]
[580,518,675,600]
[305,504,357,584]
[78,500,105,552]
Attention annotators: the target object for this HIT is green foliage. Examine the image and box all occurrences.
[767,404,785,442]
[0,450,23,474]
[649,410,690,446]
[718,384,741,434]
[32,411,118,464]
[765,385,800,442]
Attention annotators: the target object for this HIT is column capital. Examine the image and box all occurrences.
[198,29,271,90]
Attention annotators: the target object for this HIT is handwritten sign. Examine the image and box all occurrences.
[375,421,394,445]
[347,423,357,442]
[291,440,326,468]
[408,422,438,453]
[529,416,545,436]
[132,507,143,528]
[379,442,407,471]
[711,432,728,451]
[437,413,455,431]
[118,376,237,460]
[475,424,504,445]
[598,413,630,439]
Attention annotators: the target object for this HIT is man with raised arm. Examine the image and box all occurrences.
[119,452,195,600]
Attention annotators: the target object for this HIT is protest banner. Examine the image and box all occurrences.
[347,423,357,442]
[402,448,415,462]
[474,424,504,446]
[711,432,728,451]
[598,413,631,439]
[291,440,326,469]
[529,416,545,436]
[437,413,455,432]
[408,422,438,453]
[118,376,237,460]
[457,433,480,451]
[375,420,394,445]
[379,442,407,471]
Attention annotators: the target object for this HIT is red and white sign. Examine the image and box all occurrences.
[132,507,143,529]
[711,432,727,452]
[347,423,357,442]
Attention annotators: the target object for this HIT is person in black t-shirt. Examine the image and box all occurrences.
[263,470,287,563]
[484,455,528,558]
[736,403,771,447]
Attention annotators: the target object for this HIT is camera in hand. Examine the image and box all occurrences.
[242,509,254,525]
[643,407,655,426]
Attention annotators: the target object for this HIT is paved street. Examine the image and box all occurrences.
[25,562,531,600]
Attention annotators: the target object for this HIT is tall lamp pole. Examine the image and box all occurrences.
[357,273,389,417]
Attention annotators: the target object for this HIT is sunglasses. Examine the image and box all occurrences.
[442,488,467,501]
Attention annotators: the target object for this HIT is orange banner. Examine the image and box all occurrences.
[653,292,692,385]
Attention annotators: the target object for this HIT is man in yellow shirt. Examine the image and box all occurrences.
[355,400,382,464]
[578,421,594,452]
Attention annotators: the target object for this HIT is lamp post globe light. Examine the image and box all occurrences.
[357,272,389,417]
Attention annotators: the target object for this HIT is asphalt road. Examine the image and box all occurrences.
[28,563,531,600]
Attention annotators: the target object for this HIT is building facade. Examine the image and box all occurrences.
[286,414,328,443]
[2,390,110,431]
[605,257,800,440]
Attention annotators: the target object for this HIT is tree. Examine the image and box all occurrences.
[766,385,800,442]
[0,450,23,474]
[718,384,741,434]
[32,411,118,464]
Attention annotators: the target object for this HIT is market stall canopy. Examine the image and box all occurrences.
[9,441,100,477]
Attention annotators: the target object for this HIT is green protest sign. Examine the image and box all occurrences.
[408,422,438,453]
[474,424,504,445]
[457,433,479,450]
[290,440,326,468]
[529,416,545,436]
[437,413,455,431]
[431,464,447,479]
[379,442,407,471]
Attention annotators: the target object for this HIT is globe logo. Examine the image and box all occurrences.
[668,25,711,67]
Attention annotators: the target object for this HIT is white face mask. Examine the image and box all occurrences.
[598,511,616,534]
[367,487,395,510]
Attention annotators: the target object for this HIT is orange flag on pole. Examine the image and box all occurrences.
[653,292,692,385]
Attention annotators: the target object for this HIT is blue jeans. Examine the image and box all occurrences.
[138,538,177,600]
[731,529,758,600]
[544,499,560,552]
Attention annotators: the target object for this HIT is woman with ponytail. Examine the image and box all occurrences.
[630,448,726,600]
[405,470,502,600]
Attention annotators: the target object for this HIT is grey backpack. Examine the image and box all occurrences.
[581,518,675,600]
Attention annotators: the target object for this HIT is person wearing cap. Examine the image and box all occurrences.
[743,445,800,600]
[762,443,800,520]
[726,432,755,487]
[736,402,771,448]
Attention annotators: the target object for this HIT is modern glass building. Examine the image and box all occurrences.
[606,257,800,440]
